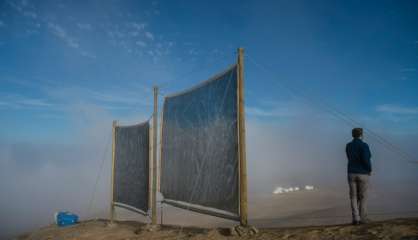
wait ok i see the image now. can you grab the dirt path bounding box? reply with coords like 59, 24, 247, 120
17, 218, 418, 240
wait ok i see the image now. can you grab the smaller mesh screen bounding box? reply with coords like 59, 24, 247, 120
114, 122, 150, 213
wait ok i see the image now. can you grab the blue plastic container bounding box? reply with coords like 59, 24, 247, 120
55, 211, 79, 227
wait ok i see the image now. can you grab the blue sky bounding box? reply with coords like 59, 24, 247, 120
1, 1, 418, 237
0, 0, 417, 143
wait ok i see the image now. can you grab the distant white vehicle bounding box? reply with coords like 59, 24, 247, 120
273, 186, 306, 194
273, 187, 283, 194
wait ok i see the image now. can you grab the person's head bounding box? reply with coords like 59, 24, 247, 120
352, 128, 363, 139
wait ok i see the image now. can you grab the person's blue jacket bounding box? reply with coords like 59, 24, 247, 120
345, 138, 372, 174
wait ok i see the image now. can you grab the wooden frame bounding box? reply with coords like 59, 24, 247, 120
162, 199, 240, 221
237, 48, 248, 226
151, 86, 158, 225
110, 120, 117, 223
159, 48, 248, 225
110, 120, 152, 222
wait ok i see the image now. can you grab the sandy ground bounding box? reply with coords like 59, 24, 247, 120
17, 218, 418, 240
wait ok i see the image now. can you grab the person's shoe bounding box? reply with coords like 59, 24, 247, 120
352, 220, 360, 225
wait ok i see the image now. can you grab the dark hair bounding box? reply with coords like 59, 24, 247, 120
352, 128, 363, 138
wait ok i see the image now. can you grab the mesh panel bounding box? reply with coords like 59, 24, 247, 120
161, 65, 239, 215
114, 122, 149, 213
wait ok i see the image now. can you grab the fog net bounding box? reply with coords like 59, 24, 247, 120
160, 65, 239, 219
114, 121, 150, 215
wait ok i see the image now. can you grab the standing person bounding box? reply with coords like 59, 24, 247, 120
345, 128, 372, 225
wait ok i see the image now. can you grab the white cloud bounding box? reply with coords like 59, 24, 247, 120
77, 23, 92, 30
114, 30, 125, 38
7, 1, 24, 13
17, 98, 53, 107
400, 68, 416, 73
21, 0, 29, 6
0, 94, 54, 109
145, 31, 154, 40
7, 0, 37, 20
23, 11, 37, 19
48, 23, 68, 38
155, 49, 162, 56
67, 41, 79, 49
188, 49, 198, 55
136, 40, 147, 47
25, 29, 38, 35
247, 107, 278, 117
130, 31, 140, 37
81, 51, 96, 59
246, 103, 305, 118
132, 22, 146, 31
45, 86, 152, 108
48, 22, 79, 49
377, 104, 418, 115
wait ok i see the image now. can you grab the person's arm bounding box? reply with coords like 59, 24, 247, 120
362, 143, 372, 173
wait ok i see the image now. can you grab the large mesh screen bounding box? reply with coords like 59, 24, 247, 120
161, 65, 239, 215
114, 122, 149, 214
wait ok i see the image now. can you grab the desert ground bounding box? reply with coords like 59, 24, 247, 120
17, 218, 418, 240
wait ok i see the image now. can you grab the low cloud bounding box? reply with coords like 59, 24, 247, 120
1, 98, 418, 238
0, 106, 114, 238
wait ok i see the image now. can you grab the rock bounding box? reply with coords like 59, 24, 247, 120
250, 226, 259, 235
106, 221, 117, 228
228, 227, 238, 236
231, 225, 259, 237
140, 224, 160, 232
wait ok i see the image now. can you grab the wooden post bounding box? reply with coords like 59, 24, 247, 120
158, 100, 165, 193
152, 86, 158, 225
237, 48, 248, 226
110, 120, 117, 223
158, 99, 165, 227
148, 119, 153, 212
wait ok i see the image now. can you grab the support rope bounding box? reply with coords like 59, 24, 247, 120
86, 131, 112, 219
246, 53, 418, 164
